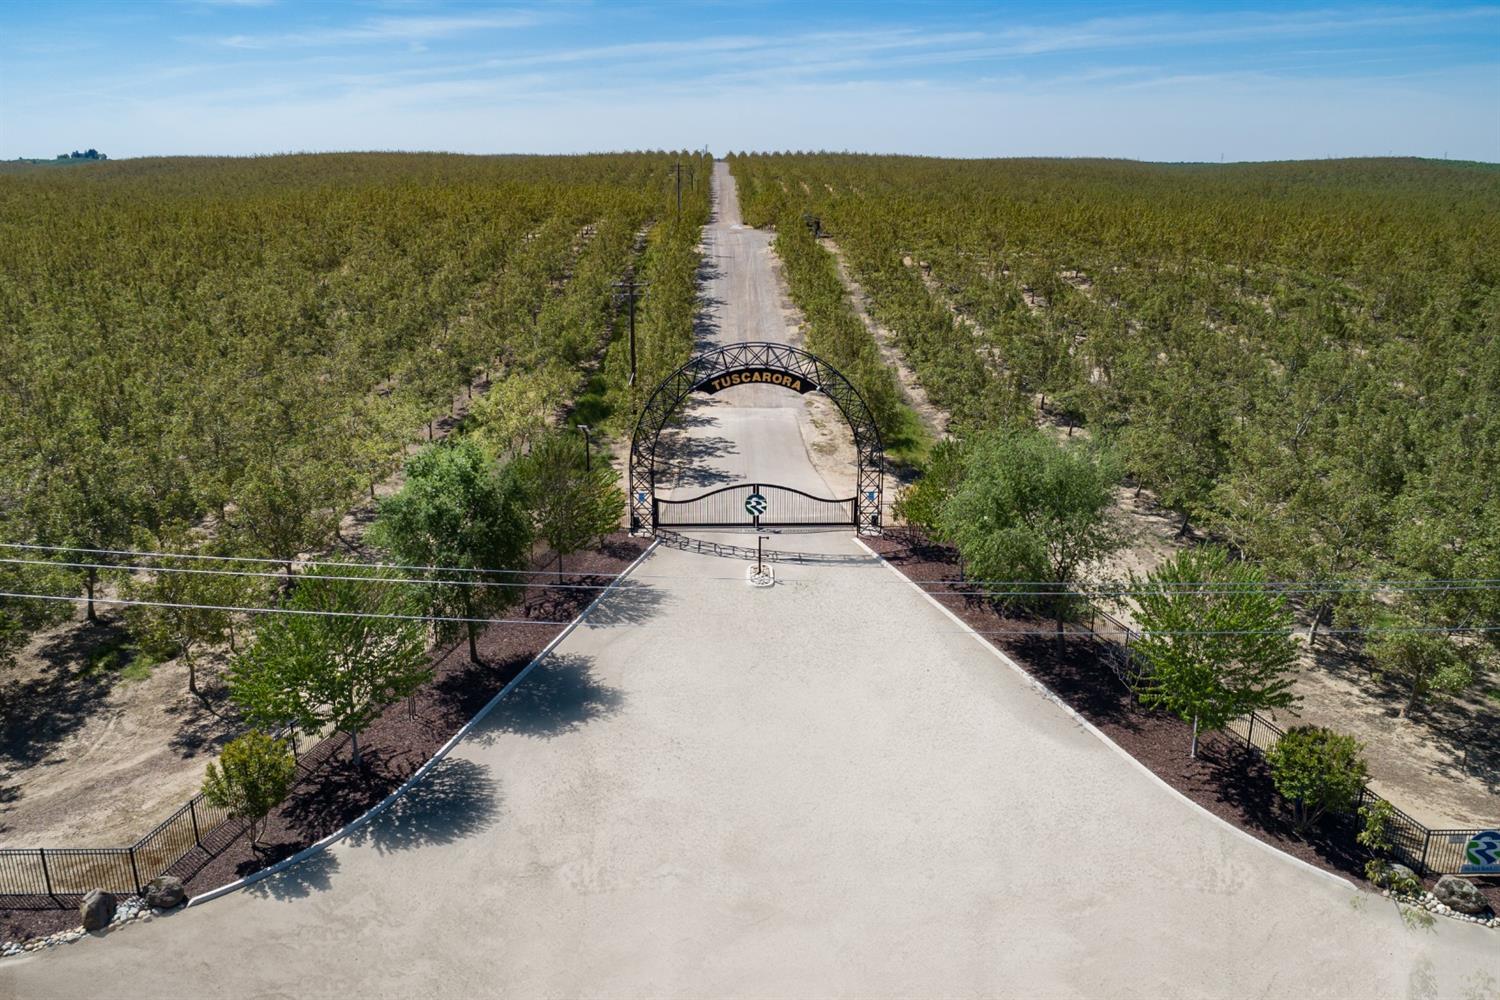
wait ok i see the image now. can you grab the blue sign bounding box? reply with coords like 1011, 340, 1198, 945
1459, 829, 1500, 874
865, 490, 877, 501
636, 491, 648, 503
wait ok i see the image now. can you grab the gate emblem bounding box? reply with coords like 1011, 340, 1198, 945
744, 493, 768, 516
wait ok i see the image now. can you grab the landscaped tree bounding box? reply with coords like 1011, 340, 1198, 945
201, 729, 296, 852
371, 440, 532, 664
1266, 725, 1368, 832
938, 428, 1121, 631
1132, 546, 1301, 757
229, 565, 430, 766
515, 430, 623, 576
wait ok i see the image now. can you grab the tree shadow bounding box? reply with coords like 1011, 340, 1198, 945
0, 619, 127, 768
653, 430, 738, 488
579, 579, 669, 629
242, 847, 342, 901
348, 757, 499, 855
280, 750, 403, 846
476, 654, 623, 741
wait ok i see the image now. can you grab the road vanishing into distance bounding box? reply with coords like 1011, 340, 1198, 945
6, 163, 1497, 1000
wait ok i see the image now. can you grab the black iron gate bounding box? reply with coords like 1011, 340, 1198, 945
655, 483, 856, 529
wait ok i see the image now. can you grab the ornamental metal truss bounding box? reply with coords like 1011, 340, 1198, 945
628, 341, 884, 534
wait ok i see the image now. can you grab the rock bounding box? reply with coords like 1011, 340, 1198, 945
79, 889, 116, 931
1433, 875, 1489, 915
144, 875, 186, 909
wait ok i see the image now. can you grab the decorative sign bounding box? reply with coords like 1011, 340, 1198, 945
1458, 829, 1500, 874
694, 367, 819, 395
636, 491, 648, 503
865, 489, 877, 501
744, 493, 768, 517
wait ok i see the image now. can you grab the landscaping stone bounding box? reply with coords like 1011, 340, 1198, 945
143, 876, 186, 909
1432, 875, 1489, 915
79, 889, 116, 932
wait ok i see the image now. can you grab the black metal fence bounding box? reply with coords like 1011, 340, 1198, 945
655, 482, 856, 529
1068, 595, 1492, 877
0, 730, 348, 901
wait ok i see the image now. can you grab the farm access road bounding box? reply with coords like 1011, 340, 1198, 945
5, 161, 1497, 999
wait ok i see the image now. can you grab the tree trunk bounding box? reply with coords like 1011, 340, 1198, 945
1307, 600, 1330, 647
84, 567, 99, 623
1190, 715, 1200, 758
468, 619, 480, 665
349, 730, 361, 768
1177, 510, 1191, 538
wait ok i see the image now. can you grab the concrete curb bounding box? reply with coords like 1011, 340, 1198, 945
853, 537, 1353, 891
187, 539, 661, 907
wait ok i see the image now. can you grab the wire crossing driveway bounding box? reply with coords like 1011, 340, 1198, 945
6, 543, 1499, 998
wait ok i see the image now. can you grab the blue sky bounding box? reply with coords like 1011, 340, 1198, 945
1, 1, 1496, 161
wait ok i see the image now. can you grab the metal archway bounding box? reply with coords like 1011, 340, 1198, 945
629, 341, 883, 533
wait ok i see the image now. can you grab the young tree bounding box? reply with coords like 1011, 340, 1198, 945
515, 430, 623, 576
1133, 547, 1301, 757
371, 440, 531, 664
1266, 725, 1368, 832
939, 429, 1120, 632
201, 730, 296, 852
124, 533, 269, 704
1364, 613, 1481, 717
229, 566, 430, 767
893, 438, 965, 538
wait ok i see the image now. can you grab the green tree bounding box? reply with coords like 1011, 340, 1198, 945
1266, 725, 1368, 831
124, 533, 269, 704
1364, 614, 1481, 717
893, 438, 965, 537
371, 440, 531, 664
515, 430, 622, 576
939, 429, 1121, 632
229, 565, 429, 766
1133, 547, 1301, 757
201, 730, 296, 851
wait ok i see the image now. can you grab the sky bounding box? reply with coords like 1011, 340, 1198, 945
1, 1, 1497, 162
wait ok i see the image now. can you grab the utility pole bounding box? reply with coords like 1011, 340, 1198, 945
671, 159, 683, 220
612, 276, 649, 385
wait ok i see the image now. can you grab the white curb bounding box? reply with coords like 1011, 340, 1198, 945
853, 537, 1352, 890
188, 539, 661, 906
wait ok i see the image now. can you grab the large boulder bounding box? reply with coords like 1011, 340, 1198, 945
79, 889, 116, 931
143, 875, 186, 909
1371, 862, 1418, 890
1433, 875, 1489, 915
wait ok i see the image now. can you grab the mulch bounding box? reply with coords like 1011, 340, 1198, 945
1, 535, 647, 944
867, 530, 1500, 916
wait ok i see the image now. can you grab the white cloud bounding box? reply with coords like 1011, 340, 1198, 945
214, 8, 542, 49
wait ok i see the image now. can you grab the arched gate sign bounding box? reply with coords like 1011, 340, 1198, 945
629, 342, 883, 533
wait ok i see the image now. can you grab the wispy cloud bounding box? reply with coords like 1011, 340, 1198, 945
213, 8, 542, 49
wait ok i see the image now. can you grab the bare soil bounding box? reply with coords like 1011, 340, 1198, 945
1, 535, 647, 942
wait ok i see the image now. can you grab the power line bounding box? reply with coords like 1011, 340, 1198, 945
0, 591, 576, 627
0, 542, 620, 580
0, 557, 612, 592
2, 590, 1498, 639
14, 552, 1500, 600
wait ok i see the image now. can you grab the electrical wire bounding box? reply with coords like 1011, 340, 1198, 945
3, 590, 1497, 639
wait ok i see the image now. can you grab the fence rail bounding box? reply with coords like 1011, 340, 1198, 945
1, 730, 348, 900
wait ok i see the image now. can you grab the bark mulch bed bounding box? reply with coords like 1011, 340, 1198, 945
1, 535, 647, 945
868, 530, 1500, 917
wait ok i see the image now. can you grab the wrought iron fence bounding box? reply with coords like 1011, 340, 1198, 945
1, 730, 348, 900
